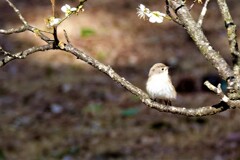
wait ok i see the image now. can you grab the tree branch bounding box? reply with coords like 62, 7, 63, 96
5, 0, 27, 26
0, 25, 27, 34
165, 0, 182, 25
0, 45, 21, 58
204, 81, 229, 102
189, 0, 198, 10
197, 0, 210, 28
0, 44, 53, 67
1, 0, 240, 117
63, 44, 240, 116
217, 0, 240, 63
28, 26, 52, 42
63, 30, 70, 44
168, 0, 233, 81
216, 0, 240, 96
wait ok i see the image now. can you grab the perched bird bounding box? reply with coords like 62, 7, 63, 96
146, 63, 177, 105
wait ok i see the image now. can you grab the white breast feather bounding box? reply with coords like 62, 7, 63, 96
146, 73, 176, 100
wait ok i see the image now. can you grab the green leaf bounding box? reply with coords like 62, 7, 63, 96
80, 28, 96, 37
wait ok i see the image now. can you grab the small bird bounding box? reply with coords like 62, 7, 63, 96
146, 63, 177, 105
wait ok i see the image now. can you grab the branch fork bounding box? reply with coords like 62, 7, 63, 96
1, 0, 240, 117
204, 81, 229, 103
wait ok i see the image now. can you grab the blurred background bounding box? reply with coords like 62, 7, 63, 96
1, 0, 240, 159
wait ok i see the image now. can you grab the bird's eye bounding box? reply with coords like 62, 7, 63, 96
161, 68, 164, 71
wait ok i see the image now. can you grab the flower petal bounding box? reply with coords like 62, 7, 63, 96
61, 4, 70, 13
139, 4, 145, 10
71, 7, 77, 12
50, 18, 61, 26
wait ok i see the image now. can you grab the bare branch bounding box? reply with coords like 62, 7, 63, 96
63, 44, 240, 117
28, 26, 52, 42
0, 25, 27, 34
0, 44, 53, 67
1, 0, 239, 117
0, 46, 22, 59
216, 0, 240, 95
1, 37, 239, 116
204, 81, 229, 102
5, 0, 27, 26
1, 0, 52, 43
63, 30, 70, 44
50, 0, 55, 17
197, 0, 210, 28
217, 0, 240, 60
0, 46, 9, 55
79, 0, 88, 7
168, 0, 233, 80
165, 0, 182, 25
0, 25, 52, 43
189, 0, 197, 10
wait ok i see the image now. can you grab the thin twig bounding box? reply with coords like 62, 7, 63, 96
0, 44, 53, 67
0, 25, 27, 34
79, 0, 88, 7
5, 0, 28, 26
0, 46, 21, 59
63, 30, 70, 44
189, 0, 197, 10
50, 0, 55, 17
1, 1, 52, 43
56, 0, 88, 26
28, 26, 52, 42
197, 0, 210, 28
204, 81, 229, 102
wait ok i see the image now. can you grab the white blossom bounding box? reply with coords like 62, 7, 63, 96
137, 4, 150, 19
61, 4, 77, 16
137, 4, 166, 24
148, 11, 166, 23
48, 17, 61, 27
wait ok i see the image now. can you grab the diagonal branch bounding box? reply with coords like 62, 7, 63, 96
63, 30, 71, 44
1, 0, 240, 117
79, 0, 88, 6
63, 44, 240, 117
189, 0, 198, 10
168, 0, 233, 81
0, 45, 22, 59
1, 0, 52, 43
204, 81, 229, 102
216, 0, 240, 96
197, 0, 210, 28
216, 0, 240, 63
5, 0, 27, 26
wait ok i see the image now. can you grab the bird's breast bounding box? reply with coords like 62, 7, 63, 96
146, 74, 176, 100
